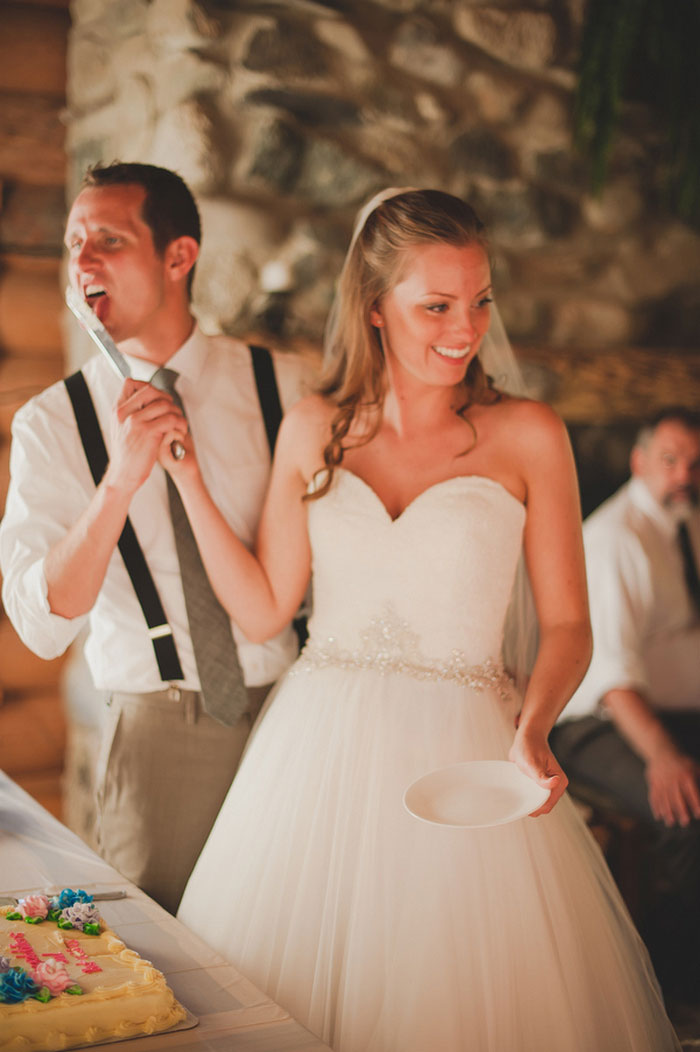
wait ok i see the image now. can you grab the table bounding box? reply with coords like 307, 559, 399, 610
0, 769, 331, 1051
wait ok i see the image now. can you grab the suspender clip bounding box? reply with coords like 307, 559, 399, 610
148, 623, 173, 640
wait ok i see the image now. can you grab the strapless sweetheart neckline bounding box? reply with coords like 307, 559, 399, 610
332, 467, 524, 524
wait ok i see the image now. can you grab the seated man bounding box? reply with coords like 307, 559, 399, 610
551, 406, 700, 1008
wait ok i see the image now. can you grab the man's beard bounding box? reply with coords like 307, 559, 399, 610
662, 485, 699, 517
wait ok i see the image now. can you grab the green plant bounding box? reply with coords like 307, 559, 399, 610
575, 0, 700, 225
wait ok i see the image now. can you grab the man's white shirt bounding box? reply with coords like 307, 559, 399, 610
561, 476, 700, 721
0, 326, 309, 692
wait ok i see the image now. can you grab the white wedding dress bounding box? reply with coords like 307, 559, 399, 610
178, 469, 679, 1052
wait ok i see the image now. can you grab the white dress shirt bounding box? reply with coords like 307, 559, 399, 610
560, 477, 700, 721
0, 326, 309, 692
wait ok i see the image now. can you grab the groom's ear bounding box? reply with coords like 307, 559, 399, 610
164, 236, 199, 283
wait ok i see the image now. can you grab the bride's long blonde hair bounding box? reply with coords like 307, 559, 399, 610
312, 188, 500, 500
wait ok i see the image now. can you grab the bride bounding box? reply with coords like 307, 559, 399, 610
162, 189, 679, 1050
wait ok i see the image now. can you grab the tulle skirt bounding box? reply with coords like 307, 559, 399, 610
178, 663, 679, 1052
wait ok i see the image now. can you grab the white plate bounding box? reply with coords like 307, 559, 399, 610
403, 760, 550, 829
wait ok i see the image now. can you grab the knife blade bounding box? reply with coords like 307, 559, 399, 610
0, 890, 128, 907
65, 286, 185, 460
65, 284, 130, 378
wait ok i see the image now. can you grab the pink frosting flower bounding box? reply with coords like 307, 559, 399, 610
18, 895, 50, 920
32, 960, 74, 996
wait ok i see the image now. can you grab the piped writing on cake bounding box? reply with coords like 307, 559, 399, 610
0, 890, 98, 1004
64, 938, 102, 975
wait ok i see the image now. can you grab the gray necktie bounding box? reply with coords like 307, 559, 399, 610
678, 520, 700, 619
151, 366, 249, 725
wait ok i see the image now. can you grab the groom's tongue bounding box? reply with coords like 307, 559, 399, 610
86, 287, 108, 322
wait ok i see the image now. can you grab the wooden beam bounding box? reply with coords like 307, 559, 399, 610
0, 91, 66, 187
9, 0, 70, 7
0, 4, 69, 96
0, 182, 66, 256
252, 335, 700, 425
0, 255, 63, 356
0, 617, 67, 691
514, 344, 700, 423
0, 355, 64, 444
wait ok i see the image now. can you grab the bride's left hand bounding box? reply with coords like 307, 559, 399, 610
508, 726, 568, 816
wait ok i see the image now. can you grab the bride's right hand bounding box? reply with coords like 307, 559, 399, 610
509, 727, 568, 816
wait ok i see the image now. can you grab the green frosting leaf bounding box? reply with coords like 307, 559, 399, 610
66, 985, 83, 996
33, 987, 52, 1003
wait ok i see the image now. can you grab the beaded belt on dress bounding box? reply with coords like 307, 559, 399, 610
291, 604, 514, 700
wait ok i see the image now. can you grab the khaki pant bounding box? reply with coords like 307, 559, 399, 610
94, 684, 271, 915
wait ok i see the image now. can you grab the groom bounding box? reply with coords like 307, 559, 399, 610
0, 162, 310, 913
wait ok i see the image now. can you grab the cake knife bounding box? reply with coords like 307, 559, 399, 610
0, 890, 128, 906
65, 285, 185, 460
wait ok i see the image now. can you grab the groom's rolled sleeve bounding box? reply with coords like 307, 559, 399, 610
0, 391, 91, 659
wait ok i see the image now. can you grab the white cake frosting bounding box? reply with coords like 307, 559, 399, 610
0, 890, 186, 1052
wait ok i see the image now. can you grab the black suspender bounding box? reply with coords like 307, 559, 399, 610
250, 343, 307, 649
250, 344, 308, 650
64, 371, 185, 682
64, 345, 285, 681
249, 344, 283, 457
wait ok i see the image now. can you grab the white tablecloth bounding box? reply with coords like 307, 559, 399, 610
0, 769, 331, 1051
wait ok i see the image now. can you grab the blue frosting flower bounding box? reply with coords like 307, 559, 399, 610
0, 967, 38, 1004
52, 888, 93, 911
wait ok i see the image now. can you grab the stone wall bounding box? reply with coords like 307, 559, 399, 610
64, 0, 700, 511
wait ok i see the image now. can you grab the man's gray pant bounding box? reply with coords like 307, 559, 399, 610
551, 711, 700, 1004
94, 684, 271, 915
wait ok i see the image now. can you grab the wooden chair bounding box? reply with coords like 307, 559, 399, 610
567, 779, 652, 923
